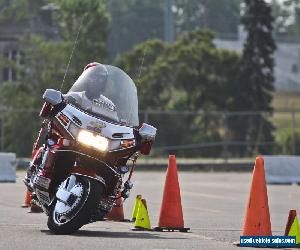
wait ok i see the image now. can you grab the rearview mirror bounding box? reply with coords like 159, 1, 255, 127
43, 89, 63, 106
139, 123, 157, 141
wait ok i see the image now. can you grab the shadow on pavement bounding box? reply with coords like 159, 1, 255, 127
41, 229, 187, 239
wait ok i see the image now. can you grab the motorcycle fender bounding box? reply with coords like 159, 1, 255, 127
69, 168, 106, 187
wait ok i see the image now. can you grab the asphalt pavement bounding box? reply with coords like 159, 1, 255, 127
0, 170, 299, 250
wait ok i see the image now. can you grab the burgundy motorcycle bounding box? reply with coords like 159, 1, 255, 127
24, 63, 156, 234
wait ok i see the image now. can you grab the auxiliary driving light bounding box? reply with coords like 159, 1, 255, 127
77, 130, 109, 152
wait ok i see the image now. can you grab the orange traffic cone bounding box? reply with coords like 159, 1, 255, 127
242, 156, 272, 236
105, 192, 129, 222
154, 155, 189, 232
22, 150, 36, 208
21, 190, 32, 208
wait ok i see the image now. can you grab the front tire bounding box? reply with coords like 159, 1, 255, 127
47, 175, 104, 234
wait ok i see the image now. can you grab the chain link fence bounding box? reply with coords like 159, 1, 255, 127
0, 109, 299, 158
141, 110, 299, 158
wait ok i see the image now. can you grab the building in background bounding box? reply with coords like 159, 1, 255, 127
0, 2, 299, 92
0, 3, 58, 84
214, 25, 300, 92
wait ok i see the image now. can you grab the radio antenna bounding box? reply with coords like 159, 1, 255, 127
136, 47, 147, 86
60, 14, 86, 92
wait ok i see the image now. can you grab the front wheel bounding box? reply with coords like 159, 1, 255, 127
47, 175, 104, 234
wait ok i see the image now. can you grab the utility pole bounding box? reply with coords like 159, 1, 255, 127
0, 118, 3, 152
164, 0, 174, 43
291, 110, 296, 155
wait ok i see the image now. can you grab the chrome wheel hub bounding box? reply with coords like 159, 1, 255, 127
52, 176, 89, 225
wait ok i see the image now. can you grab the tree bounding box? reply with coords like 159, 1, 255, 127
230, 0, 276, 155
116, 39, 169, 110
0, 0, 109, 156
0, 36, 68, 155
52, 0, 109, 91
116, 29, 241, 156
106, 0, 241, 58
106, 0, 164, 58
0, 0, 46, 22
240, 0, 275, 111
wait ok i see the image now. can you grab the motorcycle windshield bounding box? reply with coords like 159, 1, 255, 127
67, 64, 139, 126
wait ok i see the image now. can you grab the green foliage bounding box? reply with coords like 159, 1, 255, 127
106, 0, 240, 57
117, 29, 240, 111
106, 0, 164, 58
0, 0, 109, 156
240, 0, 276, 107
52, 0, 109, 91
116, 29, 241, 156
0, 0, 277, 158
117, 39, 171, 110
228, 0, 276, 156
0, 0, 46, 22
0, 36, 69, 155
276, 128, 300, 155
116, 11, 276, 157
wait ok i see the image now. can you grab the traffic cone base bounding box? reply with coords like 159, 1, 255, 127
153, 226, 190, 232
131, 226, 153, 231
132, 199, 152, 231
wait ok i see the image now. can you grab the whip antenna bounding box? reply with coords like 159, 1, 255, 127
60, 14, 86, 92
136, 47, 147, 85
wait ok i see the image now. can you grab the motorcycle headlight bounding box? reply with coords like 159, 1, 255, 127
77, 130, 109, 152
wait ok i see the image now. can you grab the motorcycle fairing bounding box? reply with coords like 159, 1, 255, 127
56, 104, 135, 141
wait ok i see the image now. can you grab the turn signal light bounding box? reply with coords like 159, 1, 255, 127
121, 139, 135, 148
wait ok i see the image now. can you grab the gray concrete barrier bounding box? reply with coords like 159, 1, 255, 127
0, 152, 16, 182
264, 156, 300, 184
136, 162, 253, 171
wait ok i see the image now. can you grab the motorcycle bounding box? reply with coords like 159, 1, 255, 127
24, 62, 157, 234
